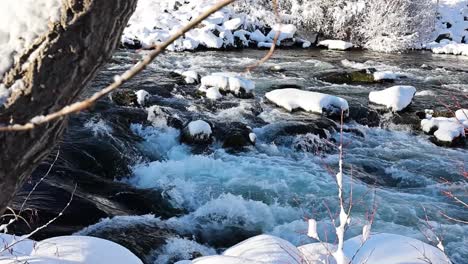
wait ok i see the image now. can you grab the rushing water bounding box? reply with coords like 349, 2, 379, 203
78, 49, 468, 263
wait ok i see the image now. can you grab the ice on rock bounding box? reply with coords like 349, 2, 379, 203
200, 73, 255, 97
135, 90, 149, 106
318, 40, 354, 50
178, 70, 200, 84
369, 85, 416, 111
265, 88, 349, 116
187, 120, 212, 138
344, 233, 451, 264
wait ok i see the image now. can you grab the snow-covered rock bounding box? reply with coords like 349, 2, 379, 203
223, 235, 302, 263
369, 85, 416, 111
185, 233, 451, 264
177, 70, 200, 84
421, 116, 466, 145
182, 120, 213, 144
188, 120, 212, 138
0, 235, 142, 264
205, 87, 223, 100
135, 90, 150, 106
318, 40, 354, 50
199, 73, 255, 98
344, 233, 451, 264
265, 88, 349, 117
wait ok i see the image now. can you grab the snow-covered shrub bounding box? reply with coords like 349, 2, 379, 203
359, 0, 436, 52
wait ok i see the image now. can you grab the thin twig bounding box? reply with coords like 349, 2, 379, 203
245, 0, 281, 72
0, 184, 77, 254
0, 0, 237, 132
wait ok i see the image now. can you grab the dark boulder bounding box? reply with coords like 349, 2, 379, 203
111, 89, 138, 107
212, 122, 255, 150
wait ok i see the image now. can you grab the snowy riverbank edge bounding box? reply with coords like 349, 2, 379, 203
121, 0, 468, 56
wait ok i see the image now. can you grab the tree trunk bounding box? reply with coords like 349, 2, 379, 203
0, 0, 138, 215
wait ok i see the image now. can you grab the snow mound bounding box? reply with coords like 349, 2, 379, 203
344, 233, 450, 264
184, 233, 451, 264
174, 70, 200, 84
199, 73, 255, 98
369, 85, 416, 111
223, 235, 302, 263
421, 116, 467, 143
0, 235, 142, 264
265, 88, 349, 116
0, 0, 63, 80
188, 120, 212, 138
318, 40, 353, 50
426, 41, 468, 56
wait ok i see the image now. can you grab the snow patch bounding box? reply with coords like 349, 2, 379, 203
421, 116, 467, 143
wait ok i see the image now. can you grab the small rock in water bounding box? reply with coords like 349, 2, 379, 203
111, 89, 138, 107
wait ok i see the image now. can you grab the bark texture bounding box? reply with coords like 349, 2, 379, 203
0, 0, 138, 215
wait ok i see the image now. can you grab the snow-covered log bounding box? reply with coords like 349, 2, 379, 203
0, 0, 138, 215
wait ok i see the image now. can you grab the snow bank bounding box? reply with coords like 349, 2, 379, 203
265, 88, 349, 116
369, 86, 416, 111
344, 233, 450, 264
122, 0, 307, 51
421, 116, 467, 143
426, 41, 468, 56
0, 235, 142, 264
0, 0, 63, 80
199, 73, 255, 99
0, 234, 35, 257
318, 40, 353, 50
